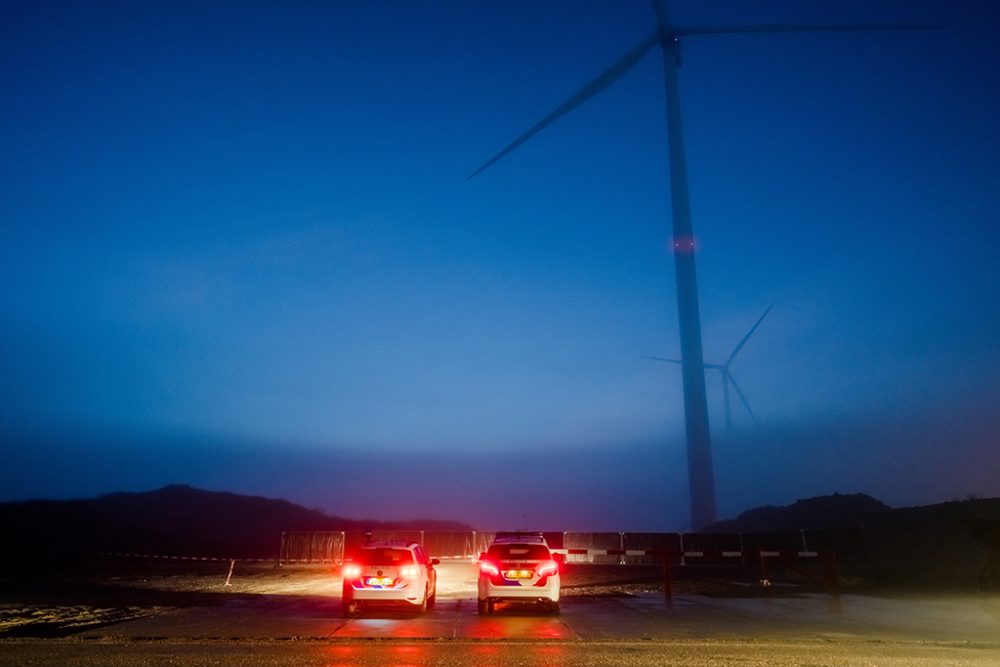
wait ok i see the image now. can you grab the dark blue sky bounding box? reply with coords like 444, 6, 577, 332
2, 1, 998, 530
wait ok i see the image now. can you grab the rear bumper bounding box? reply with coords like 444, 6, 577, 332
347, 583, 423, 604
479, 578, 560, 602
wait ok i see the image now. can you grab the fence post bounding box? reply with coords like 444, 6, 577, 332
224, 559, 236, 587
758, 546, 775, 587
663, 547, 672, 601
821, 550, 840, 594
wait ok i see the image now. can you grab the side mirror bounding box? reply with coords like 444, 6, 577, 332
479, 552, 487, 560
431, 558, 440, 566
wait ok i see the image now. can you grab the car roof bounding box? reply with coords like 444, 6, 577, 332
360, 540, 419, 550
491, 532, 547, 545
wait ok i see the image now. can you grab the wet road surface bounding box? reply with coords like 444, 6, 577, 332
3, 592, 998, 665
3, 562, 1000, 665
59, 590, 1000, 644
3, 638, 1000, 667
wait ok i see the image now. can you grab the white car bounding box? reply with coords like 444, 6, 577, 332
477, 532, 561, 615
341, 541, 438, 616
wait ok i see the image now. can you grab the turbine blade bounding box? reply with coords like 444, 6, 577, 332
468, 32, 659, 179
725, 303, 773, 367
722, 369, 732, 432
642, 355, 724, 369
641, 355, 683, 365
672, 23, 941, 38
727, 371, 758, 425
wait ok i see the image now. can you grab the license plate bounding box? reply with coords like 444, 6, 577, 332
504, 569, 533, 580
366, 577, 394, 587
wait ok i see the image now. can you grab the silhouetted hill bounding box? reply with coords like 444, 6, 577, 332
706, 493, 1000, 589
0, 485, 470, 560
862, 497, 1000, 588
705, 493, 891, 533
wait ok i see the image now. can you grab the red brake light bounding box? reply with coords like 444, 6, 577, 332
536, 560, 558, 578
343, 564, 361, 579
479, 561, 500, 577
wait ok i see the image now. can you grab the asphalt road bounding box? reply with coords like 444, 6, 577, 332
3, 638, 1000, 667
63, 587, 1000, 644
3, 563, 1000, 665
3, 593, 999, 666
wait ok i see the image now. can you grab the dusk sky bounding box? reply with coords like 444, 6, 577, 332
2, 0, 998, 531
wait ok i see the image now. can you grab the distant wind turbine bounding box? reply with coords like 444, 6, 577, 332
468, 0, 933, 529
645, 304, 773, 433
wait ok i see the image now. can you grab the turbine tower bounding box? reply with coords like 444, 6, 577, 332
646, 304, 773, 433
469, 1, 929, 530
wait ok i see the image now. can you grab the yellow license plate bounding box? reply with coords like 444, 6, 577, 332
504, 569, 533, 579
366, 577, 393, 587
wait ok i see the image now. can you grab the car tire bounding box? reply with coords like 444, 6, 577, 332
550, 600, 561, 615
417, 587, 428, 614
341, 598, 357, 617
487, 599, 496, 615
477, 598, 488, 615
427, 587, 436, 608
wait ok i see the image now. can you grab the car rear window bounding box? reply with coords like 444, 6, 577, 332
354, 548, 415, 566
487, 544, 550, 560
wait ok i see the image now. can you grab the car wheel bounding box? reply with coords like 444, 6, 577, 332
427, 586, 436, 608
550, 600, 561, 615
487, 599, 496, 615
477, 598, 488, 615
416, 585, 428, 614
341, 598, 357, 617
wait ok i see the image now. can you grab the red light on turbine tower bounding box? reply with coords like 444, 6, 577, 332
671, 234, 698, 255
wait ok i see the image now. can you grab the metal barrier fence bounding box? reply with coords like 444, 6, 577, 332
278, 528, 865, 566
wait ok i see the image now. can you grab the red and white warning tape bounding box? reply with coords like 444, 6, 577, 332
80, 550, 273, 563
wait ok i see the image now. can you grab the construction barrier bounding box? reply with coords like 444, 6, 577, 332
277, 528, 865, 567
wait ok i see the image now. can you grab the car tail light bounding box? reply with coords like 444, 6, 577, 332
536, 560, 558, 578
400, 565, 418, 578
479, 560, 501, 577
343, 564, 361, 579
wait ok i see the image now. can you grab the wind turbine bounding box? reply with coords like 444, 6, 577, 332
645, 304, 773, 433
468, 0, 931, 530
